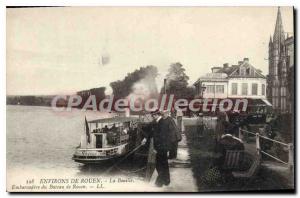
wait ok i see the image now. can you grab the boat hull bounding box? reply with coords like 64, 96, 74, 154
72, 154, 125, 164
72, 143, 131, 164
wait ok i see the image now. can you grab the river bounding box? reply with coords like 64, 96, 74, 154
7, 105, 152, 192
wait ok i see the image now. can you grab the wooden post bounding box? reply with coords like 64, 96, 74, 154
255, 133, 260, 156
238, 127, 243, 140
259, 127, 264, 135
177, 113, 183, 132
288, 143, 294, 170
145, 138, 156, 181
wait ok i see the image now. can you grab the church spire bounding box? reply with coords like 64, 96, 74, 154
269, 35, 273, 46
273, 7, 285, 45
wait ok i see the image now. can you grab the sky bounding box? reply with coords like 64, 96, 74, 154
6, 6, 294, 95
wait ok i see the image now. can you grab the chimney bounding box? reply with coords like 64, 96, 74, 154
211, 66, 222, 73
223, 63, 229, 68
243, 58, 249, 63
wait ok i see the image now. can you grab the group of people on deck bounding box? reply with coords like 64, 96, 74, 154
142, 109, 182, 187
92, 124, 118, 134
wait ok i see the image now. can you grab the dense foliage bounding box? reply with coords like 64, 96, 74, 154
161, 62, 195, 99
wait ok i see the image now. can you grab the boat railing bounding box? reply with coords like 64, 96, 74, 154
77, 147, 119, 151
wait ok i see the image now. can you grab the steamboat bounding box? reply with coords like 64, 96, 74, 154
72, 115, 148, 164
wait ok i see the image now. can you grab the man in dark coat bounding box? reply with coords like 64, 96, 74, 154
151, 110, 172, 187
228, 110, 243, 137
161, 110, 182, 159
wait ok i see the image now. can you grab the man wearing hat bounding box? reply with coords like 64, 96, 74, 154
161, 110, 182, 159
149, 109, 172, 187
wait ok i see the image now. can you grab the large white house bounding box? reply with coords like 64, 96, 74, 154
194, 58, 267, 100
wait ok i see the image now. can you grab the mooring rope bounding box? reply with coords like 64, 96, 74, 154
103, 116, 153, 175
114, 165, 147, 174
103, 143, 145, 174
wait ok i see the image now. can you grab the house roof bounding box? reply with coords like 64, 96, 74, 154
194, 58, 266, 85
215, 65, 239, 76
88, 116, 140, 124
215, 60, 265, 79
194, 73, 228, 85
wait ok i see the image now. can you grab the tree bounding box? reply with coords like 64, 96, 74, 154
161, 62, 195, 99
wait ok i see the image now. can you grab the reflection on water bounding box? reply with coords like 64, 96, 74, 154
6, 105, 147, 178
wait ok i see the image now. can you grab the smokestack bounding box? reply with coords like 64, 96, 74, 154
223, 63, 229, 68
211, 67, 222, 73
164, 78, 167, 94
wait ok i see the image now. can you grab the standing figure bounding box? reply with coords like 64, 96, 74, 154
216, 111, 229, 141
162, 110, 182, 159
229, 110, 242, 137
151, 110, 172, 187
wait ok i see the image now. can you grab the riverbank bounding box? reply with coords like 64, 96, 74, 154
149, 134, 197, 192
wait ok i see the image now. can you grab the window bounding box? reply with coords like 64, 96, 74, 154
206, 85, 215, 94
281, 87, 286, 96
216, 85, 224, 93
231, 83, 238, 95
246, 67, 250, 75
252, 83, 258, 95
242, 83, 248, 95
262, 84, 265, 95
240, 68, 245, 76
